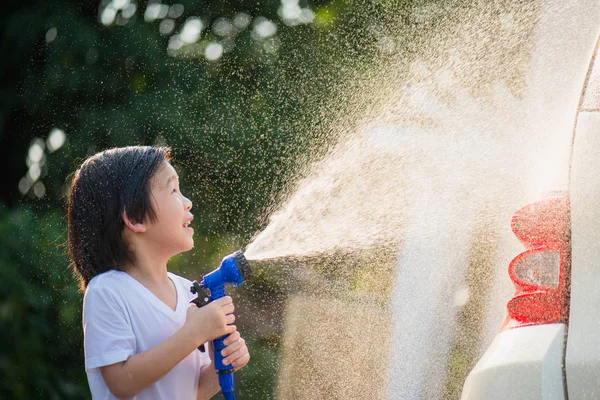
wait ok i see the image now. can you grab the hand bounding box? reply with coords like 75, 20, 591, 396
185, 296, 236, 347
221, 331, 250, 371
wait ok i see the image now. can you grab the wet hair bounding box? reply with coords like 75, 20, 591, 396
67, 146, 171, 290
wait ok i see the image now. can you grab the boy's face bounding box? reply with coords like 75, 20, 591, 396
143, 161, 194, 257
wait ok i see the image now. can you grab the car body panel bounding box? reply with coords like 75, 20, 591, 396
461, 324, 566, 400
565, 112, 600, 399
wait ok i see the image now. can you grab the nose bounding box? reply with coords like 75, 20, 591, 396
184, 196, 192, 211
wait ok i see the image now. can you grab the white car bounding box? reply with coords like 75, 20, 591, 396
462, 31, 600, 400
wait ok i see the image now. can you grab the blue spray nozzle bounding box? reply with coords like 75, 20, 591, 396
189, 250, 253, 400
200, 250, 252, 290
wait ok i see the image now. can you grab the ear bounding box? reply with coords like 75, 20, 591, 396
122, 210, 147, 233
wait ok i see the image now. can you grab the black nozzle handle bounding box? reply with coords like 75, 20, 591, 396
190, 280, 211, 352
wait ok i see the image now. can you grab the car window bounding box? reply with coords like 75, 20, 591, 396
581, 40, 600, 111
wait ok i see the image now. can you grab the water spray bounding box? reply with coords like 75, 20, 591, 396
190, 250, 253, 400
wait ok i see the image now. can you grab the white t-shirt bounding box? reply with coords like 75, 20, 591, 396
83, 270, 210, 399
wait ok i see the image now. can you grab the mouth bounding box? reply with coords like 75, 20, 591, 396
183, 216, 194, 229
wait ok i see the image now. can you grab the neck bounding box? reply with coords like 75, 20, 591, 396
122, 248, 170, 286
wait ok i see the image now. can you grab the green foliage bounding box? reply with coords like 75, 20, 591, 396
2, 0, 396, 238
237, 337, 281, 399
0, 206, 87, 399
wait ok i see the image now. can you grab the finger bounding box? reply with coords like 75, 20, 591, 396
215, 296, 233, 306
223, 346, 249, 367
223, 325, 237, 336
225, 314, 236, 325
222, 303, 235, 314
222, 336, 245, 357
223, 331, 240, 346
232, 353, 250, 370
223, 346, 246, 365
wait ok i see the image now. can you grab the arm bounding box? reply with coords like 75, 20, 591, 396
100, 297, 236, 398
101, 324, 199, 398
196, 360, 220, 400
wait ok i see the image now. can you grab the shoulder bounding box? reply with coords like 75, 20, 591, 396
84, 270, 131, 307
87, 270, 130, 293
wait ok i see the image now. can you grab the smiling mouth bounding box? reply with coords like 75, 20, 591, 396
183, 221, 191, 228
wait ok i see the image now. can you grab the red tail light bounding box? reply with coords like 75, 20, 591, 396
502, 193, 571, 330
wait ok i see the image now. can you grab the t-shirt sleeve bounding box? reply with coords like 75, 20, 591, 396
83, 284, 136, 372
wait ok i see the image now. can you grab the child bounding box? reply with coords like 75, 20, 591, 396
67, 146, 250, 399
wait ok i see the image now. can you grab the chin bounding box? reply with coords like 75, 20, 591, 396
172, 243, 194, 258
